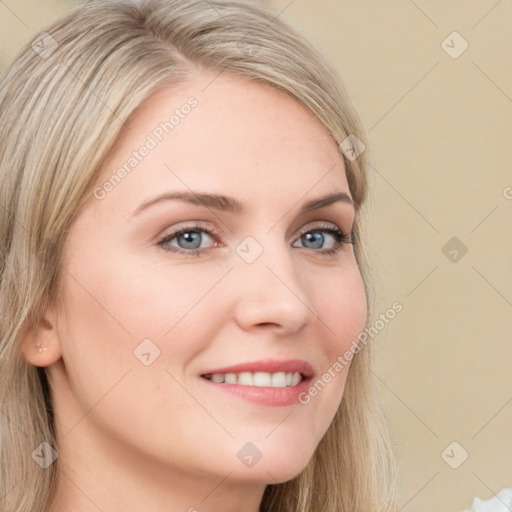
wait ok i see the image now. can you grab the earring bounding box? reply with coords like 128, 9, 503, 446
36, 342, 48, 352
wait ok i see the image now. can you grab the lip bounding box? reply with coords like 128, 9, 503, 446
199, 359, 315, 407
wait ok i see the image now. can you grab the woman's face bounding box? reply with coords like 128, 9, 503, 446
45, 72, 367, 488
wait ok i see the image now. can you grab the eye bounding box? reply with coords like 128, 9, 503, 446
157, 221, 353, 258
157, 221, 220, 257
292, 222, 353, 257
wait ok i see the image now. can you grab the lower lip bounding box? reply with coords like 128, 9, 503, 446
199, 376, 313, 406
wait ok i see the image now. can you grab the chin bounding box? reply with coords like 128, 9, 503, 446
229, 446, 315, 485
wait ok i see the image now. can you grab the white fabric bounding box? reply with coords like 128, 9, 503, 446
460, 487, 512, 512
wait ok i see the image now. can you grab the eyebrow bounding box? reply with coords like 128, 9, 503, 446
130, 190, 355, 217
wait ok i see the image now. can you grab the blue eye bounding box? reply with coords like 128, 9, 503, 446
158, 224, 218, 257
293, 225, 353, 256
169, 230, 209, 250
157, 221, 353, 258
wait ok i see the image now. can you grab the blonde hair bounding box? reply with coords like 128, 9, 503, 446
0, 0, 399, 510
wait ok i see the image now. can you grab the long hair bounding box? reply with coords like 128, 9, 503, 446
0, 1, 399, 510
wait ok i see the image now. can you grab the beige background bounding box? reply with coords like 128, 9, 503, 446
1, 1, 511, 511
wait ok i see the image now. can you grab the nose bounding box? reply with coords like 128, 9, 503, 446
232, 235, 318, 336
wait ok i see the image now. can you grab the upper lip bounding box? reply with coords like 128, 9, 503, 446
200, 359, 314, 379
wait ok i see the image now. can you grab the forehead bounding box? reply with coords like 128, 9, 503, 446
91, 72, 349, 218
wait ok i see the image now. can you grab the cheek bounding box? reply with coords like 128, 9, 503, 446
56, 252, 233, 399
53, 257, 222, 451
286, 259, 367, 431
63, 248, 217, 337
311, 260, 368, 355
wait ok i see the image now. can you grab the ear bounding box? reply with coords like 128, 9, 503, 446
19, 306, 62, 367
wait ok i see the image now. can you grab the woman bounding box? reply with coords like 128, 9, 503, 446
0, 0, 399, 510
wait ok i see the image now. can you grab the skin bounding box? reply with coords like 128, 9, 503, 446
21, 71, 367, 512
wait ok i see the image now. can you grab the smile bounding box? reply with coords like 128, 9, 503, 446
201, 371, 303, 387
199, 359, 314, 406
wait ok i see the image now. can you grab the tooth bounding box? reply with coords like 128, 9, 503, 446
253, 372, 272, 387
271, 372, 287, 387
291, 372, 301, 386
207, 370, 305, 387
224, 373, 237, 384
237, 372, 254, 385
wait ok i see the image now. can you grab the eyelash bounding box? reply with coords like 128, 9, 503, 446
157, 221, 354, 258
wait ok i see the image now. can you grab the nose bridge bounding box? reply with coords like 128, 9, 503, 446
232, 228, 317, 332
